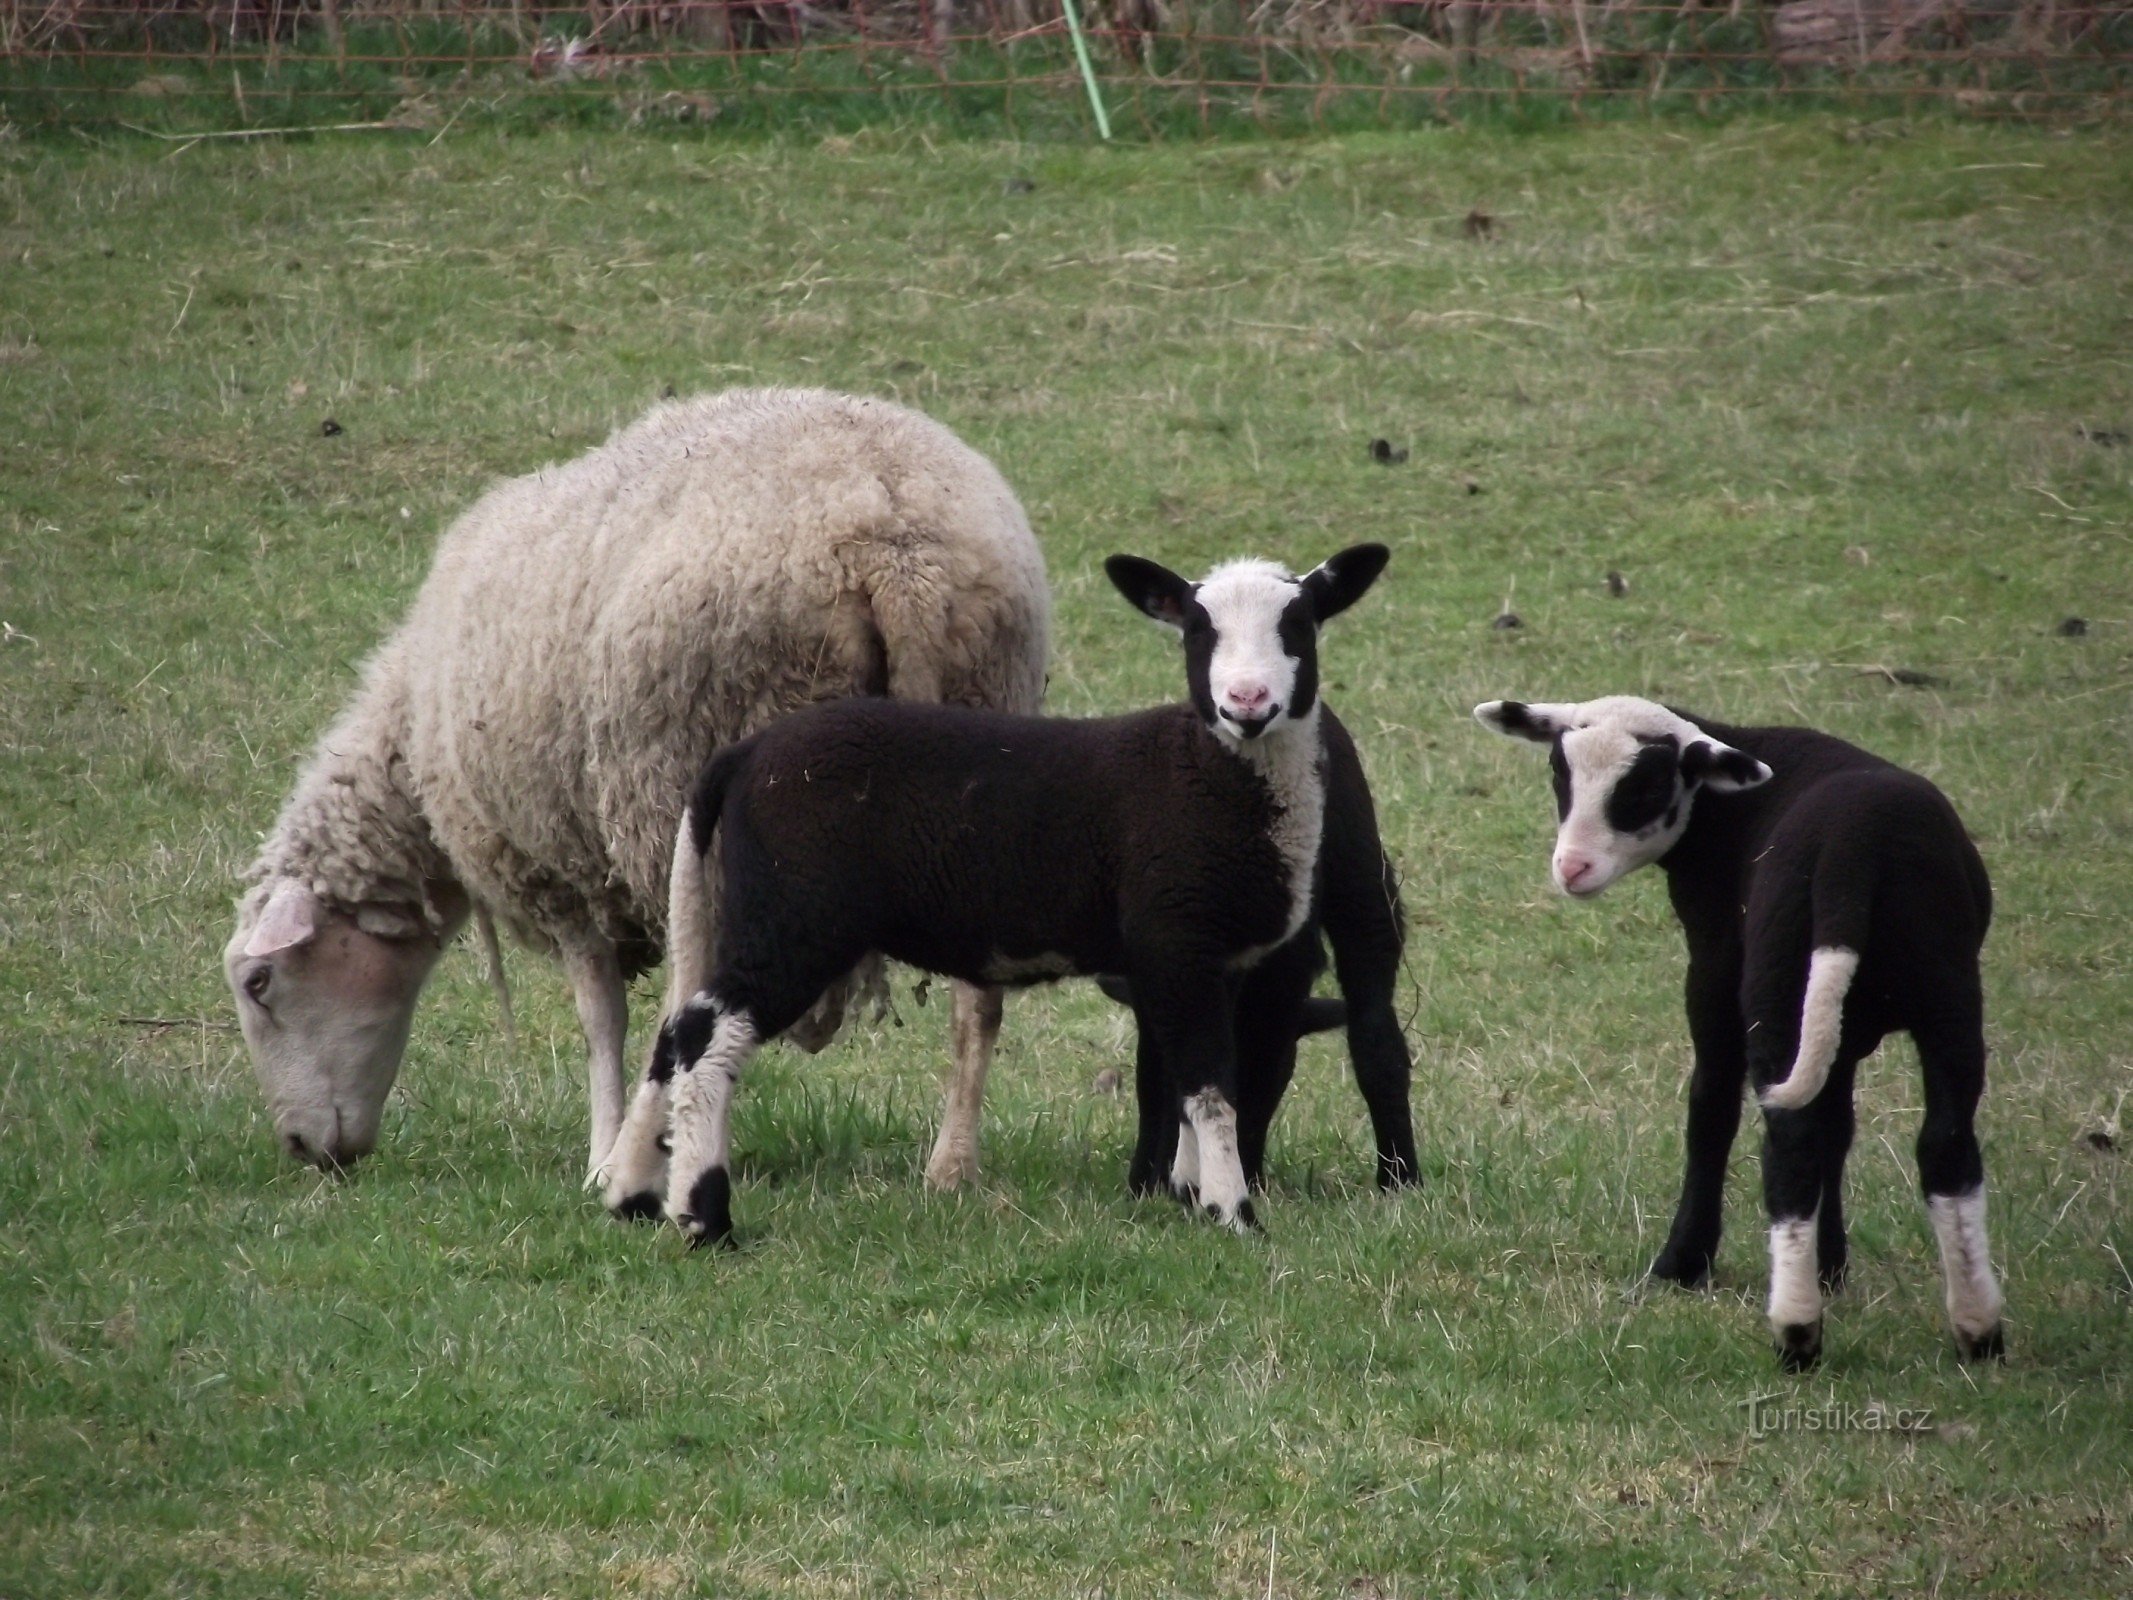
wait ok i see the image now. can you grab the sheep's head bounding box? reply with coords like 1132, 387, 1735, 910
225, 880, 450, 1169
1104, 545, 1389, 746
1474, 694, 1771, 897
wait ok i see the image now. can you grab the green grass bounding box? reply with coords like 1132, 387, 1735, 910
3, 116, 2131, 1597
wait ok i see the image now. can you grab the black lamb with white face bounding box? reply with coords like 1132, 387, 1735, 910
602, 545, 1401, 1248
1477, 694, 2003, 1371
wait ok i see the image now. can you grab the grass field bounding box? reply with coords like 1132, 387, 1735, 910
3, 114, 2131, 1597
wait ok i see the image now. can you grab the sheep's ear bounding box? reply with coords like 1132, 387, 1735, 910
1474, 699, 1575, 744
1301, 543, 1390, 623
1104, 555, 1195, 629
244, 880, 319, 958
1680, 740, 1772, 792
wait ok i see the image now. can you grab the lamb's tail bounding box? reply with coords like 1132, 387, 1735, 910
1758, 842, 1876, 1112
660, 739, 758, 1023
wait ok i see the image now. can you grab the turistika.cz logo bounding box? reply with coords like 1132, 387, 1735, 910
1742, 1395, 1934, 1438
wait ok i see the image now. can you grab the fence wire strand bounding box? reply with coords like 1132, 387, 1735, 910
3, 1, 2127, 130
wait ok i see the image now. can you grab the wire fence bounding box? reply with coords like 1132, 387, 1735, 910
4, 1, 2128, 135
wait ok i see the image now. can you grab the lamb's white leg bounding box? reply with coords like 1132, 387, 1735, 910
1928, 1188, 2006, 1360
602, 1072, 670, 1222
1767, 1212, 1823, 1371
1184, 1089, 1256, 1233
563, 940, 628, 1188
1169, 1111, 1201, 1202
926, 982, 1003, 1191
666, 1003, 760, 1246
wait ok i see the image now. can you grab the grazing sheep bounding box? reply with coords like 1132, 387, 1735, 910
1475, 694, 2003, 1369
225, 389, 1050, 1182
602, 545, 1389, 1244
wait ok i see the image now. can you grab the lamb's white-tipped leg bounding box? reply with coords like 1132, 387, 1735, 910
1184, 1089, 1258, 1234
1169, 1111, 1202, 1203
1928, 1188, 2006, 1361
666, 1008, 759, 1247
564, 942, 629, 1188
926, 982, 1003, 1191
602, 1075, 671, 1222
1768, 1213, 1823, 1371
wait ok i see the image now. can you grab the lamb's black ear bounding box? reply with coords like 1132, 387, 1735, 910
1680, 739, 1772, 793
1301, 543, 1390, 623
1474, 699, 1571, 744
1105, 554, 1195, 629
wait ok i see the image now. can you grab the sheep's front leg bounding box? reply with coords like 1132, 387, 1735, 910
1650, 957, 1748, 1286
925, 982, 1003, 1191
562, 940, 629, 1188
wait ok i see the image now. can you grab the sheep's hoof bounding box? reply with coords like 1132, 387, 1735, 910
1648, 1243, 1716, 1289
608, 1191, 664, 1224
1957, 1323, 2007, 1363
1818, 1254, 1849, 1295
923, 1145, 978, 1192
1774, 1320, 1824, 1373
1169, 1179, 1200, 1208
1376, 1156, 1421, 1192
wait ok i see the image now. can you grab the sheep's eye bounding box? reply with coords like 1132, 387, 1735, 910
242, 966, 272, 1005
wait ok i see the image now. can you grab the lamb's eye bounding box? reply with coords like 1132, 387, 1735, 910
242, 966, 272, 1005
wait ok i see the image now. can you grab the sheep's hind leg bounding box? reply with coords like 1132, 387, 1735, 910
1761, 1098, 1843, 1371
925, 982, 1004, 1191
1914, 1009, 2005, 1361
664, 995, 763, 1247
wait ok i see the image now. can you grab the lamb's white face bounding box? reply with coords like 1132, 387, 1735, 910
1192, 560, 1314, 744
1104, 543, 1389, 748
225, 880, 443, 1169
1474, 694, 1772, 897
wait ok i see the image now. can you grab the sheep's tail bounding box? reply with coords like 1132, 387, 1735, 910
474, 902, 516, 1047
1759, 844, 1875, 1112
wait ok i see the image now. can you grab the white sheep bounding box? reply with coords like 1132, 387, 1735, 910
224, 388, 1051, 1184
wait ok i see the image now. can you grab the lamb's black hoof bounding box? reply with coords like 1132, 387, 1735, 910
1958, 1323, 2007, 1363
1170, 1180, 1200, 1208
679, 1168, 734, 1250
1774, 1320, 1824, 1373
610, 1190, 664, 1224
1818, 1256, 1849, 1295
1648, 1244, 1716, 1289
1127, 1166, 1166, 1199
1376, 1156, 1421, 1192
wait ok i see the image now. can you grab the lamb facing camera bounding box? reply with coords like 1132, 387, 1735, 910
606, 545, 1393, 1246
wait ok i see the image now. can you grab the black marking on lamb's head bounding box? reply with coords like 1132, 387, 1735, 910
1603, 737, 1682, 834
1106, 545, 1387, 745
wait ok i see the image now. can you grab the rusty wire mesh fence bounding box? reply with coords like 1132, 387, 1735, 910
3, 1, 2128, 134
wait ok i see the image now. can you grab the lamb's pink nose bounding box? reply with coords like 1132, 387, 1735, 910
1225, 684, 1271, 713
1556, 853, 1597, 892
